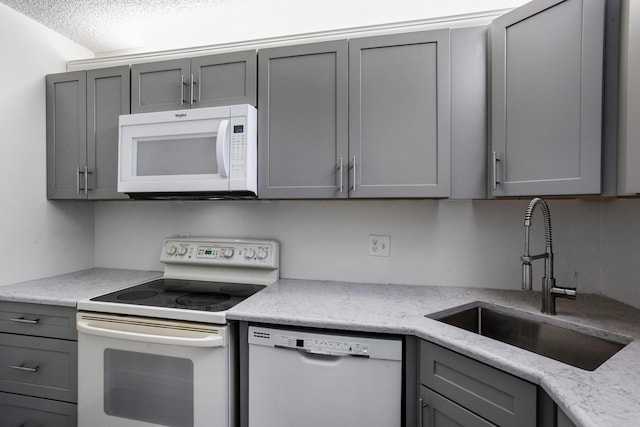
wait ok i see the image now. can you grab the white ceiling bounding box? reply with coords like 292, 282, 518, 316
1, 0, 529, 56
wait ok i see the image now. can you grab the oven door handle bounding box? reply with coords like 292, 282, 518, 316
77, 319, 225, 348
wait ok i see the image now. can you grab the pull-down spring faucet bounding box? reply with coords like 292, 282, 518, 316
520, 198, 576, 315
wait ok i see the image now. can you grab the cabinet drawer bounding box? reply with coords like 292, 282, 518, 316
0, 333, 77, 403
0, 391, 77, 427
0, 301, 76, 340
421, 385, 496, 427
421, 341, 536, 427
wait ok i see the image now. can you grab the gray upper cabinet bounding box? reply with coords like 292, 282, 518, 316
46, 71, 87, 200
258, 41, 349, 199
259, 31, 456, 200
46, 66, 130, 200
87, 67, 130, 199
131, 51, 257, 113
349, 30, 451, 198
489, 0, 608, 197
618, 0, 640, 194
131, 58, 190, 113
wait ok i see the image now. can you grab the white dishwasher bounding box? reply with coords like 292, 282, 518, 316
248, 325, 403, 427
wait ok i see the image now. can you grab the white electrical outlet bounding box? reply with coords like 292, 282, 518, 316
369, 235, 390, 257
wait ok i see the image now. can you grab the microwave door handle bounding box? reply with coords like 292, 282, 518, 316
216, 119, 230, 178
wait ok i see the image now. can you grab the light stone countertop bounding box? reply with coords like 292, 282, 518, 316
1, 270, 638, 426
227, 279, 640, 427
0, 268, 162, 306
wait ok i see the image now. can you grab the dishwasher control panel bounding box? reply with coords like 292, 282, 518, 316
249, 326, 402, 359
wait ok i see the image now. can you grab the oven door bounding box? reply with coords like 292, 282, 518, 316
77, 312, 234, 427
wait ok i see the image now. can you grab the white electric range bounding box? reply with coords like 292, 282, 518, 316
76, 237, 279, 427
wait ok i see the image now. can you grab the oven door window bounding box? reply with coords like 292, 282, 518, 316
104, 349, 194, 427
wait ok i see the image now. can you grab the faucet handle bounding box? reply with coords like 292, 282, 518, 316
551, 286, 577, 300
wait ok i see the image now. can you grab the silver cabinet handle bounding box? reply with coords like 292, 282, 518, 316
492, 151, 501, 190
10, 317, 40, 324
76, 166, 81, 195
419, 397, 429, 427
10, 364, 39, 373
190, 74, 196, 105
180, 74, 185, 106
338, 157, 344, 193
351, 156, 357, 192
84, 165, 89, 196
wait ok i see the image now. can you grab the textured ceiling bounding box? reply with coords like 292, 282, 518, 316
1, 0, 528, 56
1, 0, 231, 54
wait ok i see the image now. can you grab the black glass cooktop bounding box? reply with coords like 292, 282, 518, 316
91, 278, 266, 312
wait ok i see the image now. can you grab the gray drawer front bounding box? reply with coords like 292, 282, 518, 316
421, 386, 496, 427
0, 333, 77, 403
0, 302, 77, 340
0, 391, 77, 427
421, 341, 536, 427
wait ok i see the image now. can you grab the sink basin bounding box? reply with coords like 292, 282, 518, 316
430, 305, 628, 371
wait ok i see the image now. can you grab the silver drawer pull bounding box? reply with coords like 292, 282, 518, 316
10, 364, 39, 373
9, 317, 40, 324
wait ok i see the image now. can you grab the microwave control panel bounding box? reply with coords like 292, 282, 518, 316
229, 116, 247, 179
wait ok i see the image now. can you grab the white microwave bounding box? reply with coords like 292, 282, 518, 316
118, 104, 257, 199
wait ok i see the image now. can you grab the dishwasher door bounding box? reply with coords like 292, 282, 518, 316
248, 326, 403, 427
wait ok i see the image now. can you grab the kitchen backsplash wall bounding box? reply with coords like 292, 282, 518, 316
0, 4, 95, 286
93, 198, 633, 303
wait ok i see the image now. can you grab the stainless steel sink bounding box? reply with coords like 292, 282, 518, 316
430, 305, 628, 371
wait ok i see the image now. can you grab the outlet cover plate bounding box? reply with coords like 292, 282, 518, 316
369, 235, 390, 257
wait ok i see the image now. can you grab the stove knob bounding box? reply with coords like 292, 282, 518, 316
223, 248, 235, 258
178, 246, 188, 256
256, 248, 269, 260
245, 248, 256, 259
167, 245, 177, 256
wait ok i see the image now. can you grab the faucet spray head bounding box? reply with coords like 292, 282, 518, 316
522, 262, 532, 290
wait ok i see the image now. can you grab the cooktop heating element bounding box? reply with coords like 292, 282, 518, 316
92, 278, 266, 312
78, 237, 279, 323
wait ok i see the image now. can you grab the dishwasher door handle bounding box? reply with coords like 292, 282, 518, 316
274, 345, 369, 359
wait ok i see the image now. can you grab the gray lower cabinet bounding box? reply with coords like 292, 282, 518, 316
489, 0, 613, 197
0, 302, 77, 426
421, 386, 496, 427
46, 65, 130, 200
259, 29, 467, 200
420, 340, 537, 427
131, 50, 257, 113
0, 392, 77, 427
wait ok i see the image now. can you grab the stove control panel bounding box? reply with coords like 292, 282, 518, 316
161, 238, 279, 270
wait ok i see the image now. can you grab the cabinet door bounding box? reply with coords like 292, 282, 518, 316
619, 0, 640, 194
557, 408, 577, 427
87, 66, 130, 200
0, 302, 77, 340
131, 58, 190, 113
0, 392, 77, 427
0, 333, 77, 403
258, 41, 349, 199
421, 341, 536, 427
421, 386, 496, 427
46, 71, 87, 200
489, 0, 607, 196
191, 50, 257, 108
349, 30, 451, 198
